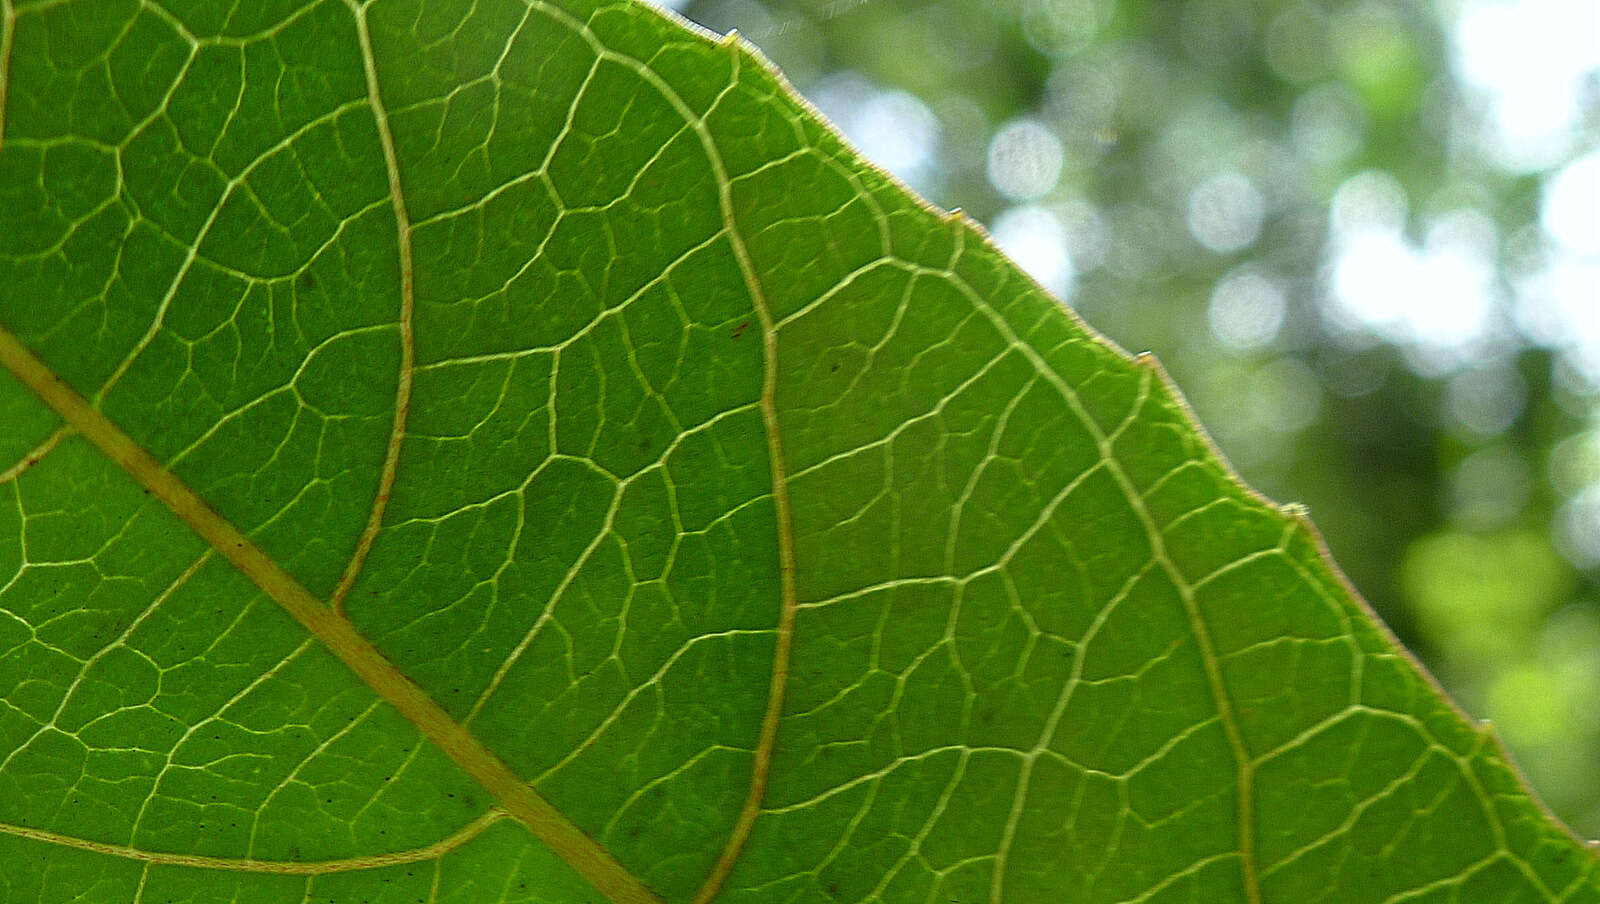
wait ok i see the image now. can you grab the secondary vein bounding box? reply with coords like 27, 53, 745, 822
0, 325, 662, 904
0, 810, 506, 875
522, 6, 803, 899
332, 0, 417, 614
0, 0, 12, 151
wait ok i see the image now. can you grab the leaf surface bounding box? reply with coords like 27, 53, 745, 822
0, 1, 1595, 902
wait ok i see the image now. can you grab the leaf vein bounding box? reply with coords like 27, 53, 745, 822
0, 809, 506, 875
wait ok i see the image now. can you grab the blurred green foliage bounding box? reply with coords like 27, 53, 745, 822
663, 0, 1600, 837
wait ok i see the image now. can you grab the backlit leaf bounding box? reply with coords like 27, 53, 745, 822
0, 1, 1595, 902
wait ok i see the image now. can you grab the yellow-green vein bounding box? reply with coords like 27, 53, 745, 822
0, 325, 663, 904
0, 811, 507, 875
0, 0, 12, 151
685, 35, 800, 904
522, 6, 804, 899
332, 0, 417, 613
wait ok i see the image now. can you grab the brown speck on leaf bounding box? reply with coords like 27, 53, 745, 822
731, 321, 750, 339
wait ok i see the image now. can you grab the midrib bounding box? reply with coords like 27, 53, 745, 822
0, 325, 662, 904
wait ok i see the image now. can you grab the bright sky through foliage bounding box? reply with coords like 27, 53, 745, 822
990, 204, 1075, 298
1454, 0, 1600, 171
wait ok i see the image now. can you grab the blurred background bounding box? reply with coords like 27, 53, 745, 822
649, 0, 1600, 837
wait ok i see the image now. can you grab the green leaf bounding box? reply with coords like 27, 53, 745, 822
0, 0, 1593, 902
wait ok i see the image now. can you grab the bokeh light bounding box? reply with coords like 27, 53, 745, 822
990, 205, 1075, 298
1560, 485, 1600, 570
810, 74, 942, 192
1291, 82, 1368, 165
986, 118, 1066, 201
1446, 365, 1526, 438
1188, 171, 1266, 254
1022, 0, 1109, 58
1451, 444, 1533, 529
1455, 0, 1600, 170
1208, 267, 1287, 351
1324, 173, 1504, 373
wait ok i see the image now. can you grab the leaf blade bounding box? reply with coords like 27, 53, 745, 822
0, 324, 662, 904
0, 0, 1596, 902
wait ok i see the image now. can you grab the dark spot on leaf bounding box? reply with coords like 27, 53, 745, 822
731, 321, 750, 339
